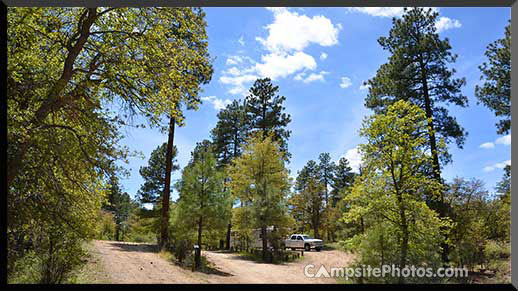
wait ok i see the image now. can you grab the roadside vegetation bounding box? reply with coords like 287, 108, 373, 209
7, 7, 510, 284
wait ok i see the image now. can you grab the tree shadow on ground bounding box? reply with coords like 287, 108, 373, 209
173, 255, 233, 277
109, 242, 159, 253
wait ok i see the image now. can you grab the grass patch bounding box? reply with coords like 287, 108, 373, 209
323, 242, 343, 251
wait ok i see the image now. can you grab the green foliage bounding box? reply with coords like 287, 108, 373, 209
331, 157, 355, 207
211, 99, 250, 167
95, 210, 117, 241
290, 164, 326, 238
124, 207, 160, 243
228, 133, 292, 259
174, 145, 231, 266
475, 21, 511, 134
245, 78, 292, 158
137, 143, 179, 204
343, 100, 450, 283
446, 178, 490, 270
364, 7, 467, 166
8, 7, 213, 283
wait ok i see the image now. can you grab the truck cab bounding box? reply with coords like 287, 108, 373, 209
284, 234, 323, 251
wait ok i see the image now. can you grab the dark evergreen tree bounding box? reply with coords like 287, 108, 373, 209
476, 21, 511, 135
210, 100, 250, 249
137, 143, 179, 205
210, 100, 250, 168
104, 176, 132, 241
330, 157, 355, 207
317, 152, 335, 206
365, 8, 467, 180
363, 8, 467, 263
245, 78, 292, 158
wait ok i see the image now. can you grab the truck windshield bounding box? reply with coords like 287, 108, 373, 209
303, 235, 311, 239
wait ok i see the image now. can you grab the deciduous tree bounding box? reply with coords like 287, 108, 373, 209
343, 101, 449, 283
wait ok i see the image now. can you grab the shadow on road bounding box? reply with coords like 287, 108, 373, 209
109, 242, 159, 253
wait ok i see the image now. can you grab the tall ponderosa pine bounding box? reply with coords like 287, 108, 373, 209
476, 21, 511, 135
365, 7, 467, 180
211, 100, 250, 167
331, 157, 355, 207
210, 100, 250, 249
317, 153, 335, 206
245, 78, 291, 158
158, 7, 214, 250
137, 143, 179, 205
364, 8, 466, 262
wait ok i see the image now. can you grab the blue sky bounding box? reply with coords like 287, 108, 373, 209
117, 7, 511, 201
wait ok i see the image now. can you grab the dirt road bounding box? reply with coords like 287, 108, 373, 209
202, 249, 355, 283
90, 240, 354, 284
91, 240, 203, 283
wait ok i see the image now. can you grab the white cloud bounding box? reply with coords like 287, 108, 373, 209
480, 134, 511, 149
238, 36, 245, 46
341, 146, 363, 173
347, 8, 459, 33
219, 73, 258, 96
300, 71, 329, 83
359, 83, 370, 91
435, 17, 462, 32
255, 51, 317, 80
483, 160, 511, 172
320, 52, 328, 60
220, 8, 341, 95
346, 7, 407, 17
346, 7, 439, 18
340, 77, 352, 88
496, 134, 511, 146
201, 96, 233, 111
257, 8, 341, 53
480, 142, 495, 149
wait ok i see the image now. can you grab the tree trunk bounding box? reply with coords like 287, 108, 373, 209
7, 8, 99, 188
397, 192, 409, 284
195, 216, 203, 269
115, 225, 120, 241
226, 222, 231, 250
261, 225, 267, 261
419, 57, 449, 264
160, 116, 175, 250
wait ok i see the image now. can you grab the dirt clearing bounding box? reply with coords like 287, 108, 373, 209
89, 240, 354, 284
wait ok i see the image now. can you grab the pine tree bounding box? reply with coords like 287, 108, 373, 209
210, 100, 250, 249
317, 153, 335, 206
476, 21, 511, 135
245, 78, 291, 158
175, 143, 230, 269
137, 143, 179, 205
364, 8, 466, 262
211, 100, 250, 167
291, 160, 326, 238
227, 133, 291, 261
331, 157, 355, 207
104, 176, 132, 241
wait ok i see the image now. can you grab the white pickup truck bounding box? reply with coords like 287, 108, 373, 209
284, 234, 323, 251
